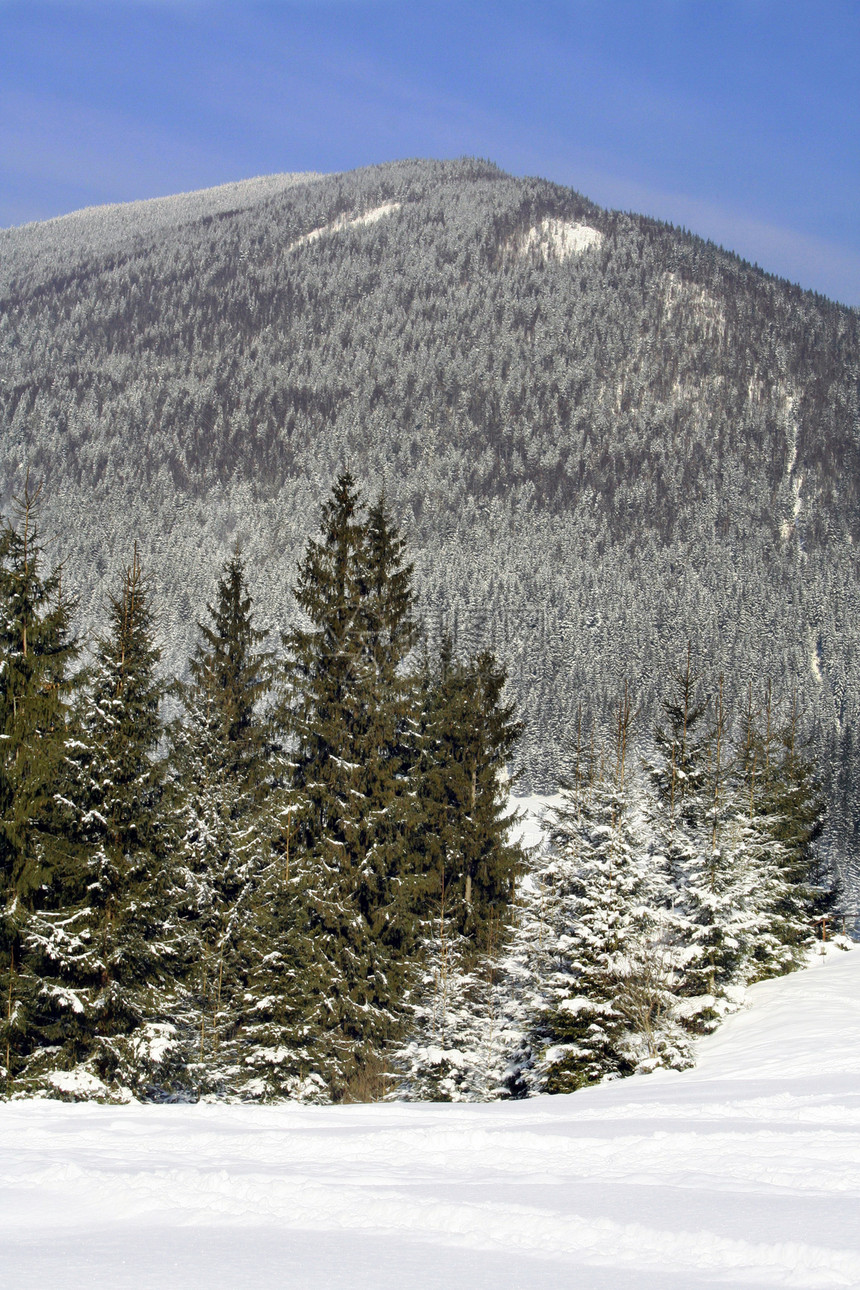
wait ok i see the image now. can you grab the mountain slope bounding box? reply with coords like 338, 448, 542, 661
1, 158, 858, 876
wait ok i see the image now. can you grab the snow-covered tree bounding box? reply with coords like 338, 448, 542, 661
647, 657, 741, 1030
0, 481, 80, 1096
29, 548, 183, 1099
736, 686, 818, 980
532, 689, 691, 1090
392, 870, 508, 1102
170, 552, 277, 1094
277, 474, 419, 1095
413, 637, 523, 948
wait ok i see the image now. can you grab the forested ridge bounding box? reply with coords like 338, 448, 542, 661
0, 155, 858, 895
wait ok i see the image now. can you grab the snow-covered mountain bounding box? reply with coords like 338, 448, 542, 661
1, 941, 856, 1289
1, 158, 859, 876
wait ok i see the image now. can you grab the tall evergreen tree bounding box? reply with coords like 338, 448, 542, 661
771, 700, 829, 923
32, 548, 182, 1098
648, 646, 709, 873
647, 649, 730, 1029
415, 637, 523, 949
0, 483, 78, 902
678, 675, 754, 1006
532, 689, 690, 1093
0, 481, 79, 1094
738, 686, 824, 974
353, 491, 421, 959
277, 473, 419, 1095
172, 551, 277, 1091
392, 890, 505, 1103
283, 471, 367, 850
394, 636, 526, 1102
187, 550, 273, 778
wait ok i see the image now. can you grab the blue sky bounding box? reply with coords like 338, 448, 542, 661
2, 0, 858, 305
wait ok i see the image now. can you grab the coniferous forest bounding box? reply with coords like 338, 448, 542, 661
1, 159, 859, 909
0, 472, 837, 1103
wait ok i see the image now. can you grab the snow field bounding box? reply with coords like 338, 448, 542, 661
516, 217, 604, 260
289, 202, 402, 249
1, 944, 858, 1289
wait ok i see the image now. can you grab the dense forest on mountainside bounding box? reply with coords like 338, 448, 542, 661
1, 477, 832, 1103
1, 158, 858, 897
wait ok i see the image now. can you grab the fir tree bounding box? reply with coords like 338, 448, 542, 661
771, 699, 829, 924
392, 859, 509, 1102
352, 491, 421, 963
535, 689, 690, 1093
282, 471, 368, 856
278, 473, 415, 1094
738, 686, 821, 975
237, 835, 356, 1103
33, 548, 182, 1098
416, 637, 523, 949
648, 650, 723, 1029
678, 675, 754, 1008
0, 483, 78, 902
0, 480, 79, 1095
648, 646, 710, 875
171, 552, 277, 1092
187, 550, 273, 778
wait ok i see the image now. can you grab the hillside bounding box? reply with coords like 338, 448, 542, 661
1, 158, 858, 884
1, 942, 857, 1289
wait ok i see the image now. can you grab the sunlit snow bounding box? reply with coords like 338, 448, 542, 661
663, 272, 726, 332
0, 173, 324, 293
2, 942, 857, 1288
290, 202, 402, 250
516, 217, 603, 260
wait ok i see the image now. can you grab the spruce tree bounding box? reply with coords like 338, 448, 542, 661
395, 637, 526, 1102
172, 552, 277, 1092
648, 649, 718, 1027
771, 700, 829, 924
0, 481, 79, 1095
0, 484, 78, 901
392, 890, 505, 1102
35, 548, 181, 1098
278, 472, 415, 1095
283, 471, 368, 855
535, 690, 690, 1093
681, 676, 754, 1005
416, 637, 523, 949
648, 646, 710, 881
353, 491, 421, 961
738, 686, 823, 974
237, 840, 356, 1102
187, 551, 273, 778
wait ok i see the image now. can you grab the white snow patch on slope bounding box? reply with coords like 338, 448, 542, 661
773, 388, 823, 690
516, 217, 603, 261
1, 940, 857, 1289
290, 202, 402, 250
810, 644, 823, 686
778, 390, 806, 544
663, 273, 726, 335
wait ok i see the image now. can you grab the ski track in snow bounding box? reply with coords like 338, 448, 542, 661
2, 949, 859, 1288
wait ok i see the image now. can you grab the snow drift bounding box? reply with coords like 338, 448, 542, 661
1, 943, 857, 1289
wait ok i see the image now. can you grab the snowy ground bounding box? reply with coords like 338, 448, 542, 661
2, 946, 858, 1289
